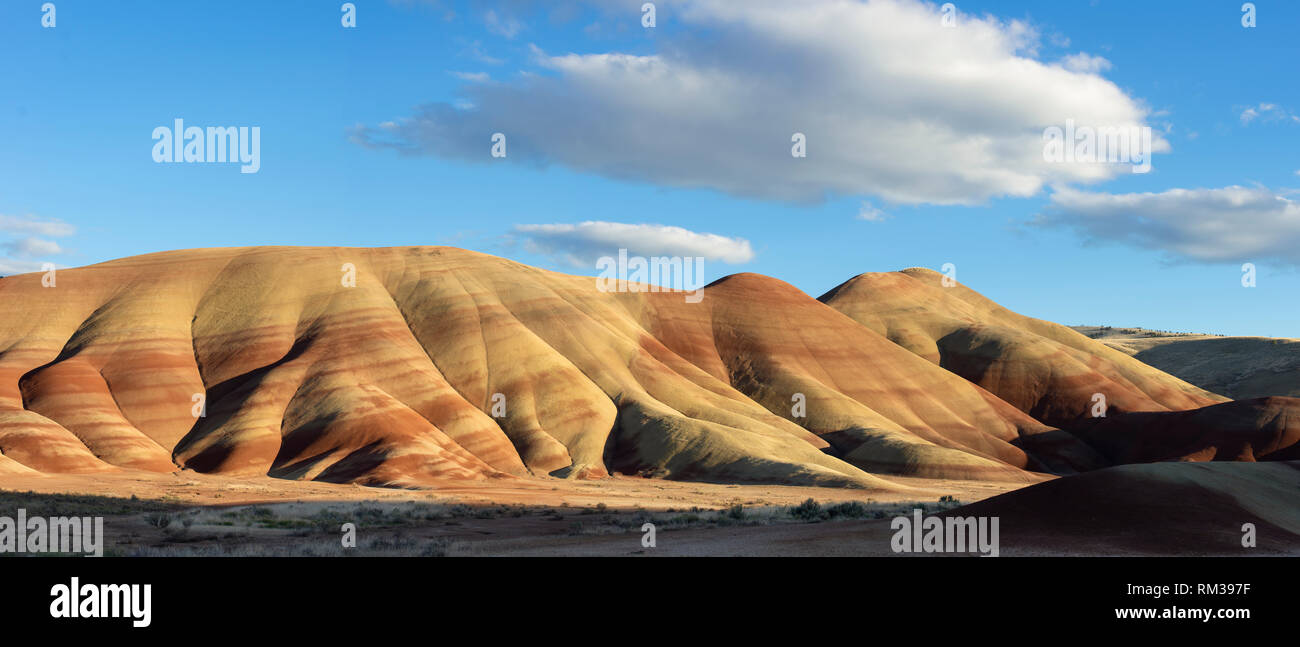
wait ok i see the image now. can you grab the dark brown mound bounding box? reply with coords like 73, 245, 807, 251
952, 461, 1300, 554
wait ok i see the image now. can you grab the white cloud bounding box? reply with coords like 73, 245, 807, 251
460, 40, 504, 65
484, 9, 523, 38
0, 214, 74, 276
1060, 52, 1111, 74
512, 221, 755, 267
0, 259, 47, 275
0, 214, 75, 238
857, 202, 889, 222
451, 71, 491, 83
3, 237, 62, 257
1239, 103, 1299, 125
1038, 185, 1300, 264
354, 0, 1162, 205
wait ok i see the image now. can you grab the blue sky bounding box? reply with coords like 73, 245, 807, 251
2, 0, 1298, 337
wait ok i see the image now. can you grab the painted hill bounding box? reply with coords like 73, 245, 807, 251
0, 248, 1294, 489
820, 269, 1226, 427
1074, 326, 1300, 400
1060, 397, 1300, 463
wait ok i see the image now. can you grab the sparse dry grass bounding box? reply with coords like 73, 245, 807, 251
0, 490, 963, 557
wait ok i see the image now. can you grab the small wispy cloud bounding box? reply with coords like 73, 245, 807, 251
857, 202, 890, 222
1239, 102, 1300, 125
450, 71, 490, 83
512, 221, 755, 267
3, 237, 62, 257
1059, 52, 1112, 74
460, 40, 503, 65
0, 214, 75, 238
0, 214, 75, 275
484, 9, 523, 39
1037, 185, 1300, 265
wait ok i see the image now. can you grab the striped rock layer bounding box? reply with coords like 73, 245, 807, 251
0, 248, 1294, 488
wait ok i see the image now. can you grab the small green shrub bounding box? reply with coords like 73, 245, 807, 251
144, 512, 173, 529
790, 498, 823, 521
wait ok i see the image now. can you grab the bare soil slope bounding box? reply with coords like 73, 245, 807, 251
0, 247, 1086, 488
1074, 326, 1300, 400
821, 270, 1225, 428
2, 248, 1294, 492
